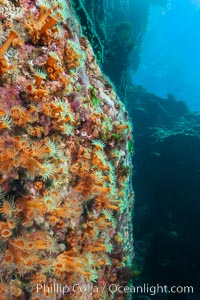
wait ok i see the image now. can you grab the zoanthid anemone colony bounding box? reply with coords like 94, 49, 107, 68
0, 0, 134, 299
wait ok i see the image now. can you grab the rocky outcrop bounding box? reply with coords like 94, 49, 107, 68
0, 1, 133, 299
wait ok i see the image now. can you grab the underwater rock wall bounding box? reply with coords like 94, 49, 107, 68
128, 88, 200, 298
0, 0, 134, 299
72, 0, 167, 98
71, 0, 135, 97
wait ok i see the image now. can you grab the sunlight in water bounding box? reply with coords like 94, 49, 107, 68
191, 0, 200, 8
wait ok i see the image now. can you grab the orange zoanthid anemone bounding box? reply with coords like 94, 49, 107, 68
0, 30, 19, 58
0, 30, 18, 76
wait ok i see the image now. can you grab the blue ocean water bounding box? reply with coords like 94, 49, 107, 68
133, 0, 200, 112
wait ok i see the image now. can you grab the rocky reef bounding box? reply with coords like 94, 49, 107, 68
0, 1, 134, 299
129, 88, 200, 299
72, 0, 168, 98
67, 0, 200, 298
71, 0, 135, 97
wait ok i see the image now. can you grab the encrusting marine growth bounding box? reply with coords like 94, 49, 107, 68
0, 0, 134, 299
